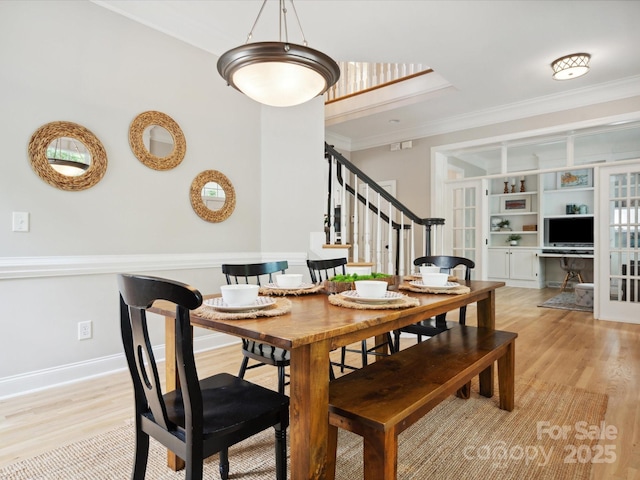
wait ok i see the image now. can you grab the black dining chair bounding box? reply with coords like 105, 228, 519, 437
307, 257, 396, 373
118, 273, 289, 480
221, 261, 290, 394
393, 255, 475, 350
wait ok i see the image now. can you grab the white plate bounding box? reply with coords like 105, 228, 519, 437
204, 296, 276, 312
339, 290, 404, 304
410, 280, 460, 289
264, 282, 315, 291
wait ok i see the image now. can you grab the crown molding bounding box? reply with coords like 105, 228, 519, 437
342, 75, 640, 151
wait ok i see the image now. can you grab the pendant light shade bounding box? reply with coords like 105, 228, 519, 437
551, 53, 591, 80
218, 42, 340, 107
217, 0, 340, 107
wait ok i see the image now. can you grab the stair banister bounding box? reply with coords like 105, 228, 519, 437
325, 143, 445, 274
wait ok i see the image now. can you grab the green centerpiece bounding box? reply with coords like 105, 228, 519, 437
324, 272, 398, 293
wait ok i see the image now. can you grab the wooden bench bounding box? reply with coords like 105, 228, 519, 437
326, 325, 517, 480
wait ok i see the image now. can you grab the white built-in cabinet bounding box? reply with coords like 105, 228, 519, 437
487, 248, 542, 286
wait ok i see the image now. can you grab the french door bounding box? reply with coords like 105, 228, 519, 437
445, 179, 484, 279
597, 163, 640, 323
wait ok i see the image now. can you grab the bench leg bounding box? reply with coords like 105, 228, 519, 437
497, 341, 515, 411
326, 424, 339, 480
363, 428, 397, 480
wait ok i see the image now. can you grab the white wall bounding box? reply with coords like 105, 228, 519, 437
0, 1, 324, 398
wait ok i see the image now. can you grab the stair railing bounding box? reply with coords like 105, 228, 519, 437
324, 143, 444, 276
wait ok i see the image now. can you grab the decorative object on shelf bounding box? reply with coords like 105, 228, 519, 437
129, 111, 186, 171
503, 181, 509, 194
497, 219, 511, 231
217, 0, 340, 107
520, 178, 526, 192
491, 218, 501, 231
28, 121, 107, 191
566, 204, 582, 214
190, 170, 236, 222
579, 204, 588, 215
510, 178, 516, 193
551, 53, 590, 80
506, 234, 522, 246
501, 196, 530, 213
557, 169, 592, 189
523, 224, 537, 231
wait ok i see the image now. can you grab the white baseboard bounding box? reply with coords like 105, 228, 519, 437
0, 333, 239, 400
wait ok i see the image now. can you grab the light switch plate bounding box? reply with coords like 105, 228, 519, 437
12, 212, 29, 232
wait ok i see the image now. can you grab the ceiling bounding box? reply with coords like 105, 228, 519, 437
93, 1, 640, 151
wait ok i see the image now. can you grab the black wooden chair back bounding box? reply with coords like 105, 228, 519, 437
223, 261, 288, 285
414, 255, 475, 281
306, 257, 347, 283
394, 255, 476, 351
118, 273, 289, 480
221, 261, 290, 394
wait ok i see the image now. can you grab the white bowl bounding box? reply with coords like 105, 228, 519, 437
346, 265, 372, 276
421, 272, 449, 287
275, 273, 303, 288
419, 266, 441, 275
354, 280, 388, 299
220, 284, 259, 306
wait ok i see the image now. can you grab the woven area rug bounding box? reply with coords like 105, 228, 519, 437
0, 378, 607, 480
538, 292, 593, 312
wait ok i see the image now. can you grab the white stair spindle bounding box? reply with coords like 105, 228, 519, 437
410, 220, 415, 274
387, 203, 394, 274
364, 184, 371, 263
352, 175, 359, 263
399, 214, 405, 277
340, 170, 346, 245
329, 157, 336, 244
376, 192, 382, 273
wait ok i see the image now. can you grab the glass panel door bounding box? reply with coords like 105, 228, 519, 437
446, 179, 483, 279
598, 164, 640, 323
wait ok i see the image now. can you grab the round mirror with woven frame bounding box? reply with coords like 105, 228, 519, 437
129, 111, 186, 170
190, 170, 236, 222
28, 121, 108, 191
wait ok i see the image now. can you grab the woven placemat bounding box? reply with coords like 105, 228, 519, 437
400, 283, 471, 295
328, 293, 419, 310
259, 284, 324, 296
192, 298, 292, 320
404, 274, 459, 283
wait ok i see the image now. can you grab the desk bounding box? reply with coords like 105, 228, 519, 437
151, 280, 504, 479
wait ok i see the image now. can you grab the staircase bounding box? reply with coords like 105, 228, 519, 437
321, 143, 444, 276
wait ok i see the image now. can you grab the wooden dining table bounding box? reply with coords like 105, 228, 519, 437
150, 279, 504, 479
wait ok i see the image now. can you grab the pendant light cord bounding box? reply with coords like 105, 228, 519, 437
244, 0, 308, 46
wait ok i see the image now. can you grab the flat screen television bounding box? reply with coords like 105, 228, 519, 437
545, 217, 594, 247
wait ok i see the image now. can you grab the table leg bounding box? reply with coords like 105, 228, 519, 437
165, 316, 185, 471
290, 341, 331, 480
477, 290, 496, 397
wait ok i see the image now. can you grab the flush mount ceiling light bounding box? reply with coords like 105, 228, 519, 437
217, 0, 340, 107
551, 53, 591, 80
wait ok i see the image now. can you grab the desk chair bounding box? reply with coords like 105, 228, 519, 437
560, 256, 585, 291
307, 258, 396, 372
393, 255, 475, 350
118, 273, 289, 480
222, 261, 290, 394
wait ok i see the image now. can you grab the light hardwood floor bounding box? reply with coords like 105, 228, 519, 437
1, 287, 638, 479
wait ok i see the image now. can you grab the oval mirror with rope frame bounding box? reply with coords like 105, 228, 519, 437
190, 170, 236, 222
129, 111, 186, 170
28, 121, 107, 191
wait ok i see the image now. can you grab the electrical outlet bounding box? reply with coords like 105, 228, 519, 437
78, 321, 92, 340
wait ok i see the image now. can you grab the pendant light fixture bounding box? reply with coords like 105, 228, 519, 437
217, 0, 340, 107
551, 53, 591, 80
